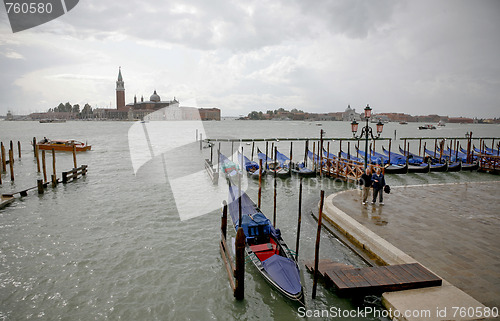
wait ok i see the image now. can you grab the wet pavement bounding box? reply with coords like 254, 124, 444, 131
331, 181, 500, 308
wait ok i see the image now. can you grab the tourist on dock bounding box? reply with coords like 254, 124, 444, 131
359, 167, 372, 205
371, 168, 386, 205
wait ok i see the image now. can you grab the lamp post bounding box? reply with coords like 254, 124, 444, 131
351, 104, 384, 170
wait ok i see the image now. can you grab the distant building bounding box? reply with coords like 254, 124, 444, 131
342, 105, 361, 121
113, 68, 220, 121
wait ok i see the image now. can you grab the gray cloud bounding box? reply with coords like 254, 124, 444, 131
0, 0, 499, 117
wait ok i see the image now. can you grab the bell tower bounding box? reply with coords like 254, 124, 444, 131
116, 67, 125, 110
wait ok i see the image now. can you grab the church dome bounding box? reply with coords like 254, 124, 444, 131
150, 90, 160, 102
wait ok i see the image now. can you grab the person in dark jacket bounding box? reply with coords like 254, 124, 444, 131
359, 167, 372, 205
371, 168, 386, 205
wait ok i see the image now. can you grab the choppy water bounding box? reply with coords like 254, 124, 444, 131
0, 120, 498, 320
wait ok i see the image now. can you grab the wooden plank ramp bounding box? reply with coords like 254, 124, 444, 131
305, 259, 442, 296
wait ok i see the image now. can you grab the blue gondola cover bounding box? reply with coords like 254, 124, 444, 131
262, 255, 302, 295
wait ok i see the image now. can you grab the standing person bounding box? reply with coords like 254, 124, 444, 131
359, 167, 372, 205
371, 168, 386, 205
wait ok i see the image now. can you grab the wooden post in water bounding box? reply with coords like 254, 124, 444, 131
42, 150, 47, 182
1, 143, 6, 172
37, 179, 44, 194
347, 142, 350, 160
434, 138, 437, 158
304, 140, 308, 168
258, 159, 262, 208
18, 141, 21, 159
210, 144, 213, 164
295, 178, 303, 260
312, 190, 325, 299
199, 133, 203, 151
221, 200, 227, 240
72, 144, 77, 168
238, 167, 242, 225
9, 148, 14, 181
439, 140, 443, 163
273, 146, 277, 228
196, 129, 198, 141
35, 145, 40, 173
419, 139, 422, 157
289, 141, 293, 175
403, 138, 407, 155
327, 142, 331, 177
388, 139, 392, 164
51, 148, 57, 187
234, 227, 245, 300
231, 141, 234, 161
251, 141, 255, 161
319, 130, 324, 178
33, 137, 37, 157
312, 141, 316, 172
356, 140, 359, 159
265, 141, 269, 161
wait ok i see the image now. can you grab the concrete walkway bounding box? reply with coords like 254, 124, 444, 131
329, 181, 500, 310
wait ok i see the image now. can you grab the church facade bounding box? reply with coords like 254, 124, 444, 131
101, 68, 220, 121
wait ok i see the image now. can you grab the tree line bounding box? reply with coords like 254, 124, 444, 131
48, 102, 93, 116
247, 108, 305, 120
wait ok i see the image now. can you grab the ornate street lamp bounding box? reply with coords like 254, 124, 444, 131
351, 104, 384, 169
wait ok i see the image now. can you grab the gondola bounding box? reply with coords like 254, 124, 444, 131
408, 162, 431, 173
462, 162, 479, 171
384, 163, 408, 174
219, 153, 241, 179
275, 149, 315, 177
447, 161, 462, 172
429, 162, 448, 172
399, 146, 425, 164
257, 149, 290, 178
238, 151, 266, 179
227, 185, 304, 304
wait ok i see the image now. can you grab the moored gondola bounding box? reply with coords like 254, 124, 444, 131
227, 185, 304, 304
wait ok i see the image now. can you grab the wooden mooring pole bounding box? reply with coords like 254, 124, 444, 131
295, 178, 303, 260
258, 159, 262, 208
1, 143, 6, 172
9, 148, 14, 181
42, 150, 47, 182
32, 137, 37, 156
51, 148, 57, 187
312, 190, 325, 299
18, 141, 21, 159
37, 179, 44, 194
35, 145, 40, 173
72, 144, 77, 168
234, 227, 245, 300
273, 146, 277, 227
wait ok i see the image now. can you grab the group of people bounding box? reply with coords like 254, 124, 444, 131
360, 167, 386, 205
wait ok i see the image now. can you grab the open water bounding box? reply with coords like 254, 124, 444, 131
0, 120, 499, 320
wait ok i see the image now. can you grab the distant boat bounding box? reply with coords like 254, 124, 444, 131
37, 139, 91, 151
399, 121, 408, 125
437, 121, 446, 127
39, 119, 66, 123
419, 124, 436, 130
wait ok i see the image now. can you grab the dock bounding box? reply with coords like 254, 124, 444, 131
305, 260, 441, 296
319, 181, 500, 320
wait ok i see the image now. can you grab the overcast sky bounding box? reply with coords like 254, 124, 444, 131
0, 0, 499, 117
